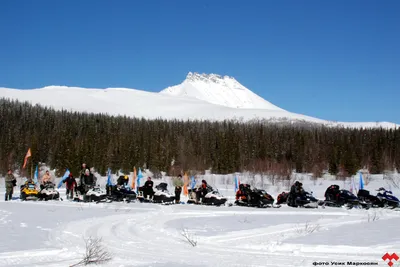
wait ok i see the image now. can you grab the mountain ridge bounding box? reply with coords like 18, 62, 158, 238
0, 73, 397, 129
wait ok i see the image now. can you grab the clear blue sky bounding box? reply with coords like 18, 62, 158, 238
1, 0, 399, 123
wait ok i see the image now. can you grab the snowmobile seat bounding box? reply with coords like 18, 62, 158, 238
155, 182, 169, 191
357, 189, 370, 197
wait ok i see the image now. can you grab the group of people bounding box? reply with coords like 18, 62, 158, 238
116, 174, 210, 204
61, 163, 96, 200
4, 168, 54, 201
4, 163, 213, 203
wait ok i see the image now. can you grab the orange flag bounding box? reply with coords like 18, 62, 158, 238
22, 148, 31, 169
183, 172, 189, 196
132, 167, 137, 189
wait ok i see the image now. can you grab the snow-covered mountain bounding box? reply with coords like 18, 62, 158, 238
160, 72, 285, 110
0, 72, 397, 129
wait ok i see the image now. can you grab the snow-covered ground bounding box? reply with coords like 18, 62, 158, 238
0, 72, 397, 128
0, 172, 399, 266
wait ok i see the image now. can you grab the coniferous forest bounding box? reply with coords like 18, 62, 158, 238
0, 98, 399, 178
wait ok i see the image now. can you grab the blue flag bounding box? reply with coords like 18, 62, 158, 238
190, 176, 196, 189
359, 172, 364, 190
136, 168, 143, 192
234, 175, 239, 192
33, 165, 38, 185
57, 169, 70, 188
106, 168, 113, 186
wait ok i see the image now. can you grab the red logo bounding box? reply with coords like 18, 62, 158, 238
382, 253, 399, 267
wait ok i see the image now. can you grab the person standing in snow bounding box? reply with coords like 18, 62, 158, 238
173, 174, 183, 203
80, 169, 95, 201
79, 163, 87, 184
63, 173, 77, 199
81, 169, 95, 189
5, 169, 16, 201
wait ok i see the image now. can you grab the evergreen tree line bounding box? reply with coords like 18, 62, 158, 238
0, 98, 399, 178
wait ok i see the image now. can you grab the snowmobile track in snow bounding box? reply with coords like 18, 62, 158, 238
0, 201, 399, 266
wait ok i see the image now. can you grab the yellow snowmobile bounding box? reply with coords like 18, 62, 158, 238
20, 182, 39, 201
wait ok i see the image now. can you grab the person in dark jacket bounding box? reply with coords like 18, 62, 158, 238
81, 169, 95, 191
5, 169, 16, 201
143, 177, 154, 199
196, 180, 208, 203
117, 175, 129, 187
63, 173, 77, 199
289, 181, 304, 206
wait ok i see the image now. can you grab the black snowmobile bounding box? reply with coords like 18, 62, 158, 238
357, 189, 383, 208
287, 190, 320, 208
106, 184, 137, 202
323, 185, 364, 209
187, 185, 228, 206
137, 182, 175, 204
234, 184, 279, 208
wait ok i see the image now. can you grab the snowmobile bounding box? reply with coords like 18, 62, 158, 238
187, 185, 228, 206
287, 190, 320, 208
323, 185, 363, 209
74, 184, 110, 203
20, 183, 40, 201
376, 188, 400, 209
357, 189, 383, 208
234, 184, 279, 208
136, 182, 176, 204
38, 182, 60, 201
152, 183, 176, 204
106, 184, 137, 202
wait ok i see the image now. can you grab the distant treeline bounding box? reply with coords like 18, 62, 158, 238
0, 98, 399, 178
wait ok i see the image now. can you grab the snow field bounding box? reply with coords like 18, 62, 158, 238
0, 173, 399, 266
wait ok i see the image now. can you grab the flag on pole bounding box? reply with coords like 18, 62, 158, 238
132, 167, 137, 189
136, 168, 143, 192
190, 176, 196, 189
33, 165, 39, 185
234, 175, 240, 192
22, 148, 31, 169
183, 172, 189, 196
106, 168, 113, 186
57, 169, 70, 188
359, 172, 364, 190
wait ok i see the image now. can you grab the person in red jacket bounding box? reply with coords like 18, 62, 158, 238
63, 173, 77, 200
235, 184, 247, 201
196, 180, 209, 203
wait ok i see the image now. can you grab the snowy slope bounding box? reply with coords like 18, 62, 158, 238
0, 72, 397, 128
160, 72, 285, 110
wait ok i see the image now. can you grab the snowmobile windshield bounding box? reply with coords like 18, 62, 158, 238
28, 184, 35, 189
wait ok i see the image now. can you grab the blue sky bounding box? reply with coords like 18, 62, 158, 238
1, 0, 399, 123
